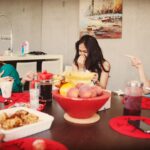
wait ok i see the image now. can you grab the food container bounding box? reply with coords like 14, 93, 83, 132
0, 107, 54, 141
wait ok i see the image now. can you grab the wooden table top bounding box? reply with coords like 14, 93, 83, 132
28, 93, 150, 150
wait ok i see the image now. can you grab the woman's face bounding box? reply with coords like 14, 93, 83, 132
78, 43, 88, 57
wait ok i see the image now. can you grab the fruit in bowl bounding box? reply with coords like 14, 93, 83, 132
52, 88, 111, 121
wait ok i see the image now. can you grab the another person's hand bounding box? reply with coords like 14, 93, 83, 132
130, 56, 142, 69
22, 72, 35, 84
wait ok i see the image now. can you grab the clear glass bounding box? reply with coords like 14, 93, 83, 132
0, 78, 14, 104
29, 80, 40, 109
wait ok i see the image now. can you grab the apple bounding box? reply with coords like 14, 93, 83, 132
79, 84, 92, 98
67, 87, 79, 98
75, 83, 85, 89
90, 86, 97, 97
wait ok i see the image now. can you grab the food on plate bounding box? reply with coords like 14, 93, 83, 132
0, 110, 39, 130
0, 112, 8, 124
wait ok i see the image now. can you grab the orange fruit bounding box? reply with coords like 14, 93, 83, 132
59, 82, 75, 96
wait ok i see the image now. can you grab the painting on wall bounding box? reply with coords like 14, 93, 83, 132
79, 0, 123, 39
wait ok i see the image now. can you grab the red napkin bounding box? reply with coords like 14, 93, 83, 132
0, 92, 45, 111
109, 116, 150, 139
122, 96, 150, 110
0, 92, 29, 103
142, 97, 150, 109
1, 138, 68, 150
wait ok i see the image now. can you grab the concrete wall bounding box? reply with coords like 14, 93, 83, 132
0, 0, 150, 91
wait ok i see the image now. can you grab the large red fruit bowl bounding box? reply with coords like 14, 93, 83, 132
52, 90, 111, 119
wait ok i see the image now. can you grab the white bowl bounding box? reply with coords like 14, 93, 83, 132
0, 107, 54, 141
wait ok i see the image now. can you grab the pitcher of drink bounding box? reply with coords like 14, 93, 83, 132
123, 80, 143, 116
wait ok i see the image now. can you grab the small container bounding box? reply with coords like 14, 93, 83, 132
123, 80, 143, 116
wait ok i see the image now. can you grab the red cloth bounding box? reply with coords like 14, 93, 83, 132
0, 92, 29, 103
0, 92, 45, 111
1, 138, 68, 150
142, 97, 150, 109
122, 96, 150, 110
109, 116, 150, 139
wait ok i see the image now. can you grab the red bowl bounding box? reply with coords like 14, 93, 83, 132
52, 90, 111, 119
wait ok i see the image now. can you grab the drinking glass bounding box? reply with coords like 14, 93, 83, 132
123, 80, 143, 116
0, 78, 14, 104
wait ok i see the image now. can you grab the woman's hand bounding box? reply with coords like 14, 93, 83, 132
77, 55, 86, 70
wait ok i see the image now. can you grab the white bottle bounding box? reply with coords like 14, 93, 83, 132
24, 41, 29, 54
29, 75, 40, 109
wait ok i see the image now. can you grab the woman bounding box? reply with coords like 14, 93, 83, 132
0, 62, 34, 93
129, 56, 150, 94
73, 35, 110, 89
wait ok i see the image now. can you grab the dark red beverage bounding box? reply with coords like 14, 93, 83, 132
123, 95, 142, 116
40, 82, 52, 101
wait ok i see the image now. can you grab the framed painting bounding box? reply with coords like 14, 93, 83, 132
79, 0, 123, 39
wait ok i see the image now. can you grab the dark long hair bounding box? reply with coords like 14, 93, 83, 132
74, 35, 109, 79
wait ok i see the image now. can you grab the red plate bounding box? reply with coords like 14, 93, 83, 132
1, 138, 68, 150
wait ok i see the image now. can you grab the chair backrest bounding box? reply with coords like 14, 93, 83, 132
16, 62, 37, 78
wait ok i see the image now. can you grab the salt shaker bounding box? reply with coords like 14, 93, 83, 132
123, 80, 143, 116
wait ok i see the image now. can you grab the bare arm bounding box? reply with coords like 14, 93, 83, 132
94, 61, 110, 89
130, 57, 150, 94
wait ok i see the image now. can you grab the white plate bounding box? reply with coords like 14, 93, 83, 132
0, 107, 54, 141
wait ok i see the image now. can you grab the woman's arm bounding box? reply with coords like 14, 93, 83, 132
94, 61, 110, 89
130, 57, 150, 94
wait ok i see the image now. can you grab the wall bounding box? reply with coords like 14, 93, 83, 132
42, 0, 150, 91
42, 0, 79, 65
0, 0, 42, 53
0, 0, 150, 91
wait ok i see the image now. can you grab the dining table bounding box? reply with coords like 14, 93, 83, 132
31, 93, 150, 150
1, 92, 150, 150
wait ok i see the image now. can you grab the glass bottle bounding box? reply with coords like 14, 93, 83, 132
29, 75, 40, 109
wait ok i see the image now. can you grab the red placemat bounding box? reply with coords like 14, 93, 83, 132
0, 92, 45, 111
0, 92, 29, 103
109, 116, 150, 139
1, 138, 68, 150
142, 97, 150, 109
